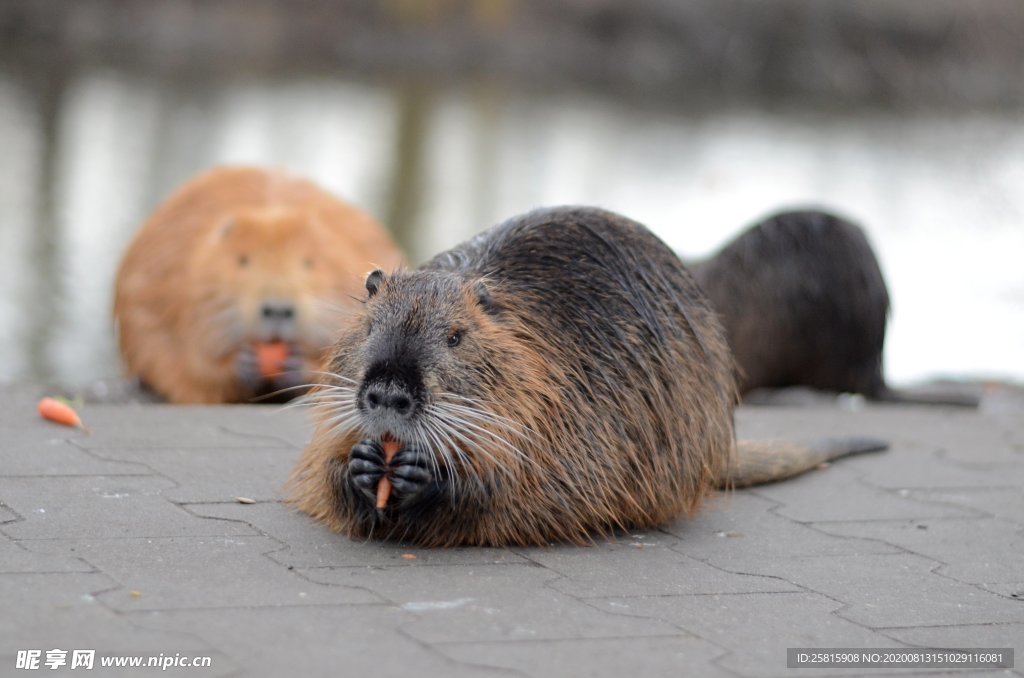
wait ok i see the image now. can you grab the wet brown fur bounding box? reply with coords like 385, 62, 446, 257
287, 207, 884, 547
114, 166, 403, 404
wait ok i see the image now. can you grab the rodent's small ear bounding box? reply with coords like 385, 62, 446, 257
218, 218, 236, 238
473, 280, 498, 315
365, 269, 386, 298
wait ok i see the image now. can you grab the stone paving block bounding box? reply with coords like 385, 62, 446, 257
0, 533, 93, 574
0, 572, 118, 626
189, 501, 531, 568
591, 591, 902, 678
514, 537, 799, 598
751, 466, 983, 523
299, 563, 682, 644
733, 405, 970, 453
817, 519, 1024, 585
84, 446, 298, 503
25, 536, 383, 611
664, 493, 900, 568
733, 553, 1024, 628
436, 635, 734, 678
0, 574, 235, 676
1, 435, 149, 477
734, 406, 902, 445
906, 488, 1024, 526
979, 582, 1024, 601
72, 405, 305, 450
0, 477, 255, 540
926, 419, 1023, 467
856, 442, 1024, 490
221, 408, 312, 449
884, 622, 1024, 652
0, 503, 18, 524
128, 606, 520, 678
740, 405, 1020, 467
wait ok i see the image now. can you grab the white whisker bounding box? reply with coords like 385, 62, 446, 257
430, 403, 538, 472
433, 394, 535, 438
426, 410, 517, 481
432, 401, 534, 442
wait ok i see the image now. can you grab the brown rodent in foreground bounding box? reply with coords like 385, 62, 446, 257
691, 210, 978, 406
114, 165, 403, 404
287, 206, 885, 547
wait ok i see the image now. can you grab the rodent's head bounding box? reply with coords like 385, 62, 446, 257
186, 208, 354, 357
320, 268, 531, 460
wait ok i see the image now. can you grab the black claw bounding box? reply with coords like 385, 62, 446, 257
391, 464, 431, 484
348, 457, 382, 475
390, 447, 431, 469
351, 439, 386, 464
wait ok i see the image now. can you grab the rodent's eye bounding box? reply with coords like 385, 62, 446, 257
447, 330, 462, 348
238, 254, 249, 267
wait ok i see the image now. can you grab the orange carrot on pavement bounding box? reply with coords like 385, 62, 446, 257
37, 397, 89, 432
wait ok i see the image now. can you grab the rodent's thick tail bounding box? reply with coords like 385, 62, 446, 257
723, 437, 888, 489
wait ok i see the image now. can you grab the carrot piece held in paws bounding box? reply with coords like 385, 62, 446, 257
256, 341, 289, 378
37, 397, 89, 432
375, 476, 392, 510
376, 435, 401, 509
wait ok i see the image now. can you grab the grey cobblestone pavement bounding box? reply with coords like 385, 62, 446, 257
1, 384, 1021, 677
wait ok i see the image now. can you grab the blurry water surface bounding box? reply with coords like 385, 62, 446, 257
1, 58, 1022, 388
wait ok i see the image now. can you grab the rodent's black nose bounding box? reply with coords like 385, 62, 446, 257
363, 384, 415, 418
261, 300, 295, 321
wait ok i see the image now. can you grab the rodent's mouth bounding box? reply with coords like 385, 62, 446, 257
357, 415, 422, 454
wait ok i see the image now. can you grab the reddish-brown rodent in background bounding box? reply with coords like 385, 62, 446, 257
114, 165, 403, 404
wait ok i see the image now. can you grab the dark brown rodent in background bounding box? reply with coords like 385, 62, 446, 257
691, 210, 978, 407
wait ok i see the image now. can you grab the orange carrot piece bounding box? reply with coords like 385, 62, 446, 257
376, 435, 401, 509
37, 397, 87, 431
375, 477, 392, 510
256, 341, 289, 378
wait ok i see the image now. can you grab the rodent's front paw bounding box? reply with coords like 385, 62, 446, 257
346, 442, 440, 512
235, 344, 262, 390
347, 439, 387, 503
387, 446, 438, 509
